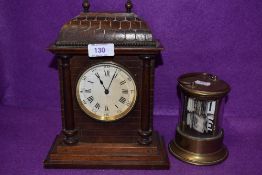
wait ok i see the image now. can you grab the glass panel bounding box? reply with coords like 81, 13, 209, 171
181, 95, 220, 138
179, 93, 188, 132
217, 98, 226, 133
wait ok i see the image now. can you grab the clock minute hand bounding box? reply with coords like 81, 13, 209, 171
107, 69, 118, 91
95, 73, 108, 94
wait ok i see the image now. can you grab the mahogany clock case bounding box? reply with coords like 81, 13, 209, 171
59, 55, 153, 141
44, 3, 169, 169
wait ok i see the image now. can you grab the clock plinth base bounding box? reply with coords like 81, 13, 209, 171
44, 132, 169, 169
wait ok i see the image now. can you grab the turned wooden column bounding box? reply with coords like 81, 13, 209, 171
138, 56, 153, 145
60, 55, 78, 145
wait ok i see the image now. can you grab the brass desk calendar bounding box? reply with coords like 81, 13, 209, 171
169, 72, 230, 165
44, 0, 170, 169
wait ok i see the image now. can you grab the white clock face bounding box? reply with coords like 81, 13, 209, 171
76, 62, 137, 122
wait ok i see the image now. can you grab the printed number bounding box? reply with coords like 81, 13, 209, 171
95, 47, 106, 54
87, 96, 94, 103
122, 89, 128, 94
120, 80, 126, 85
85, 89, 91, 93
104, 70, 110, 77
82, 76, 87, 80
95, 103, 100, 109
119, 97, 126, 104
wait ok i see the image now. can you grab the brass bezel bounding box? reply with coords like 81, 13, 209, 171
76, 62, 137, 122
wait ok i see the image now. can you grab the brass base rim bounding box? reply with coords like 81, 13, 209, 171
168, 141, 228, 166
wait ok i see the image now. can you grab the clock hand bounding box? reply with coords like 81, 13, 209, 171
107, 69, 118, 91
95, 73, 109, 94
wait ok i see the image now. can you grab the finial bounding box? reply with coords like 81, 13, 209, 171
82, 0, 90, 13
125, 0, 133, 13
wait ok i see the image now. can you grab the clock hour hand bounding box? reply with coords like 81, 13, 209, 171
95, 73, 109, 94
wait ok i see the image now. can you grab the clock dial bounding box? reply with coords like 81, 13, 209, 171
76, 62, 137, 122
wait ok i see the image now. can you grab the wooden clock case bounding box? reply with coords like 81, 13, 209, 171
44, 1, 169, 169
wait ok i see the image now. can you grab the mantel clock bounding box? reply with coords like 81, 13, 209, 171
44, 0, 169, 169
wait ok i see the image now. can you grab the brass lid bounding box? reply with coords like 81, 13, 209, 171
53, 12, 159, 48
178, 72, 230, 97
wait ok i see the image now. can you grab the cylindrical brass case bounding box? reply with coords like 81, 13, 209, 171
169, 72, 230, 165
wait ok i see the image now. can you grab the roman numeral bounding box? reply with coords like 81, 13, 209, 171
114, 73, 118, 79
122, 89, 128, 94
105, 105, 109, 111
113, 69, 118, 79
88, 81, 94, 84
87, 96, 94, 103
85, 89, 91, 93
95, 72, 100, 78
120, 80, 126, 85
115, 105, 119, 108
95, 103, 100, 109
104, 70, 110, 77
119, 97, 126, 104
